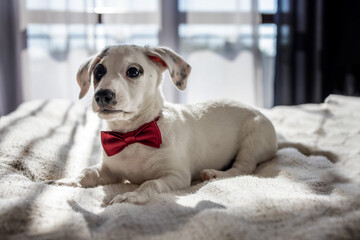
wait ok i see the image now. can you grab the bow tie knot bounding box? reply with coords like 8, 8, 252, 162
123, 132, 136, 145
101, 117, 162, 157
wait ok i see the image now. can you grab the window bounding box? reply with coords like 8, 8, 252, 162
23, 0, 276, 107
177, 0, 277, 107
24, 0, 159, 101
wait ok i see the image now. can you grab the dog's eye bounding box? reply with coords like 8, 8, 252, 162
126, 67, 141, 78
94, 64, 107, 81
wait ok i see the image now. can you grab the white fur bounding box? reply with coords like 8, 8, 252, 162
53, 45, 278, 204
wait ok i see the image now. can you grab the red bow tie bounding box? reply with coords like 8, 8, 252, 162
101, 117, 162, 157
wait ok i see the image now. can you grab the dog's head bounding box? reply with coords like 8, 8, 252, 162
76, 45, 191, 121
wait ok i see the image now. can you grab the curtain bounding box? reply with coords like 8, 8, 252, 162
275, 0, 360, 106
274, 0, 322, 105
322, 0, 360, 99
0, 0, 24, 116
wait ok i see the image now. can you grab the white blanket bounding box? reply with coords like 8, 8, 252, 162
0, 95, 359, 239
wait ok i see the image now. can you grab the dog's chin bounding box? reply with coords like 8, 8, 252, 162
96, 109, 133, 121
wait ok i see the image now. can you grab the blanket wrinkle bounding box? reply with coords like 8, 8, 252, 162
68, 200, 102, 230
7, 102, 73, 182
0, 102, 89, 239
0, 184, 47, 236
91, 198, 226, 238
56, 121, 80, 178
312, 107, 333, 141
0, 100, 49, 145
0, 94, 360, 239
86, 120, 103, 167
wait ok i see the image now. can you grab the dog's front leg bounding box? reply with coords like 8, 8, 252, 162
109, 171, 190, 205
48, 163, 118, 188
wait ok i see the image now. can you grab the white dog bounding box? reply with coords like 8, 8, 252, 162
52, 45, 278, 205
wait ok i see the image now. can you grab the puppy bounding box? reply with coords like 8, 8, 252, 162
53, 45, 278, 204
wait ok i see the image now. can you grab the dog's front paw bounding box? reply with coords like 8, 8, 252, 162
109, 192, 150, 205
44, 178, 82, 187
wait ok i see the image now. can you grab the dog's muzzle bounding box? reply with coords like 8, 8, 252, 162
95, 89, 115, 108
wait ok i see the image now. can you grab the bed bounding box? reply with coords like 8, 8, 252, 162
0, 94, 359, 239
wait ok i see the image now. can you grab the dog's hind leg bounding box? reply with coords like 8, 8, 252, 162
200, 151, 258, 181
200, 127, 277, 181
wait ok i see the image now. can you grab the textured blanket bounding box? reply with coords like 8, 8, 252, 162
0, 95, 359, 240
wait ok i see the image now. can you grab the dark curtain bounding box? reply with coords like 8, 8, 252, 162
0, 0, 23, 116
274, 0, 360, 105
322, 1, 360, 99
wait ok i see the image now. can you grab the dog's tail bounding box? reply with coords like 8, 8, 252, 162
277, 141, 339, 163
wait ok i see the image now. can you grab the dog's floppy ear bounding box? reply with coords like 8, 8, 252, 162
76, 47, 110, 99
76, 57, 93, 99
145, 47, 191, 90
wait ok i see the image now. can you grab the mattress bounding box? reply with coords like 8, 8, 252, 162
0, 94, 359, 239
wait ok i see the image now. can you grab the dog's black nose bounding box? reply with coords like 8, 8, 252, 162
95, 89, 115, 107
